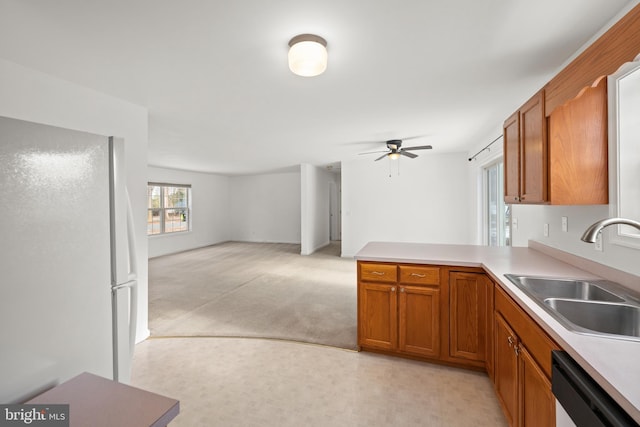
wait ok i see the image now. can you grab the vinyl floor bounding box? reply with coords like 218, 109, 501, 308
135, 241, 507, 426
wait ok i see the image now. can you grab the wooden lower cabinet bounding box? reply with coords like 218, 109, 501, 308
495, 313, 519, 426
399, 285, 440, 357
494, 286, 558, 427
358, 262, 492, 368
448, 271, 491, 367
358, 281, 440, 357
359, 282, 397, 351
358, 261, 559, 427
519, 346, 555, 427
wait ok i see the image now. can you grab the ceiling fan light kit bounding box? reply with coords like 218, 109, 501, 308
288, 34, 328, 77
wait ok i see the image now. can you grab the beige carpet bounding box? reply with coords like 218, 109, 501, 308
148, 241, 357, 349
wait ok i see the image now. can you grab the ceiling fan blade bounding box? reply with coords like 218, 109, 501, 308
403, 145, 433, 151
374, 153, 388, 161
359, 150, 390, 155
400, 151, 418, 158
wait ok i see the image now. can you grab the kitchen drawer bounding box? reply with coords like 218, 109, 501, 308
359, 263, 398, 283
399, 265, 440, 285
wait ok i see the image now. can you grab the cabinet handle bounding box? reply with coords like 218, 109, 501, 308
514, 345, 520, 357
410, 273, 426, 278
507, 336, 514, 347
391, 287, 396, 292
514, 196, 519, 202
371, 271, 385, 276
400, 288, 405, 293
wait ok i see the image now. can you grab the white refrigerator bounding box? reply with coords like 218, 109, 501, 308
0, 116, 138, 403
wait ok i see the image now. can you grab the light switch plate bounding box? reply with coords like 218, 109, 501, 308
544, 223, 549, 237
561, 216, 568, 232
512, 218, 518, 230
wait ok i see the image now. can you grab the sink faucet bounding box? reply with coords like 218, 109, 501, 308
581, 217, 640, 243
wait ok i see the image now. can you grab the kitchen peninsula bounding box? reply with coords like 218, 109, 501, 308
355, 241, 640, 425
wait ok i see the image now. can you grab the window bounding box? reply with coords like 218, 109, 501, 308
485, 161, 510, 246
147, 183, 191, 235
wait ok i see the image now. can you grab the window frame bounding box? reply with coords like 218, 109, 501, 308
483, 159, 510, 247
147, 182, 191, 236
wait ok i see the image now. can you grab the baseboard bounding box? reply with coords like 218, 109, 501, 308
135, 328, 151, 344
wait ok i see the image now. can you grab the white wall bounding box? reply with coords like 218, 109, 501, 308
466, 129, 505, 245
341, 153, 473, 257
512, 205, 640, 278
229, 170, 301, 243
300, 164, 338, 255
0, 58, 150, 342
148, 166, 230, 258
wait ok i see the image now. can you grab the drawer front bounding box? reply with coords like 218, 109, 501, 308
399, 265, 440, 285
360, 263, 398, 283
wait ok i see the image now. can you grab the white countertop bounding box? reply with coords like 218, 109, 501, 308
355, 241, 640, 423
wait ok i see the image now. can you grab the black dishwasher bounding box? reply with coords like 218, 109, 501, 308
552, 350, 638, 427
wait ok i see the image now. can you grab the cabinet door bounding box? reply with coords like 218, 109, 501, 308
519, 346, 555, 427
519, 90, 547, 203
486, 279, 495, 378
398, 285, 440, 358
503, 111, 521, 204
449, 272, 488, 362
548, 76, 608, 205
494, 313, 519, 427
359, 283, 397, 351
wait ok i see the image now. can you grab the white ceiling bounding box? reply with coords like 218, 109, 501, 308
0, 0, 634, 175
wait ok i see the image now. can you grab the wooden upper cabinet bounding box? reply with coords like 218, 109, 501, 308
548, 76, 608, 205
519, 92, 547, 203
503, 112, 521, 204
544, 3, 640, 114
500, 4, 640, 207
503, 90, 548, 204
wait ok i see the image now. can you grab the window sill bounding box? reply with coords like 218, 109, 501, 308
148, 230, 192, 239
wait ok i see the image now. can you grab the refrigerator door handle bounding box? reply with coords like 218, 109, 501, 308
124, 188, 138, 356
128, 279, 138, 357
112, 279, 138, 364
125, 187, 138, 282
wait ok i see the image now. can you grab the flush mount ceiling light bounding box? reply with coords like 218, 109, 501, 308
288, 34, 328, 77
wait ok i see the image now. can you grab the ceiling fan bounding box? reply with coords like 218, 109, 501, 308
360, 139, 433, 161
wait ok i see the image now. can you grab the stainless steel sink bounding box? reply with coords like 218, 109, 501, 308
544, 298, 640, 338
509, 276, 624, 302
504, 274, 640, 341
